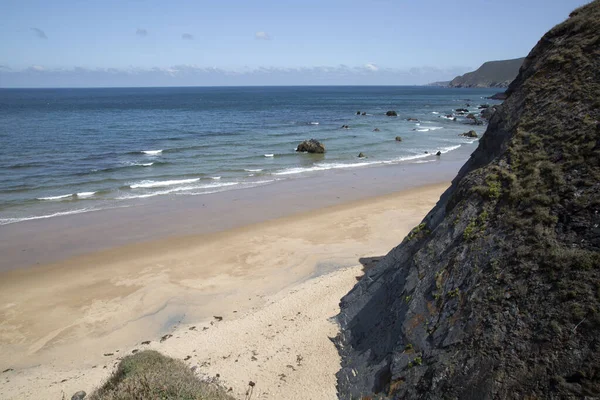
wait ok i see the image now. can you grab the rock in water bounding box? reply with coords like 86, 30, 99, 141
385, 110, 398, 117
296, 139, 325, 154
436, 151, 441, 156
71, 391, 86, 400
336, 3, 600, 399
373, 128, 381, 132
358, 152, 366, 158
356, 111, 361, 115
459, 130, 478, 138
395, 136, 402, 142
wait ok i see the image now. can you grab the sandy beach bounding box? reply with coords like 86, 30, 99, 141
0, 182, 448, 399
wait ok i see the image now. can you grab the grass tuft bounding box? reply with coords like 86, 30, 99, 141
89, 350, 234, 400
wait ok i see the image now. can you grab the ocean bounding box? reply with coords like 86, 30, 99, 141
0, 86, 500, 225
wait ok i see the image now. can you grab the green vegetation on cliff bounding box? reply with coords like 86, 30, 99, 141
337, 1, 600, 398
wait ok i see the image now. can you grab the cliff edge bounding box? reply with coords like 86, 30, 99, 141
336, 2, 600, 399
448, 58, 525, 88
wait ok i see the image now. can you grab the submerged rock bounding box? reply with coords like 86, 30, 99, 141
373, 128, 381, 132
395, 136, 402, 142
436, 151, 442, 156
386, 110, 398, 117
296, 139, 326, 154
358, 152, 366, 158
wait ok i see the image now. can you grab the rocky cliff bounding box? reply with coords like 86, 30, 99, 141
336, 2, 600, 399
448, 58, 525, 88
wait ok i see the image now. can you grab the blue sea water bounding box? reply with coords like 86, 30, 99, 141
0, 86, 500, 225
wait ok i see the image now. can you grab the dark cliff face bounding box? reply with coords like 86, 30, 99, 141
336, 2, 600, 399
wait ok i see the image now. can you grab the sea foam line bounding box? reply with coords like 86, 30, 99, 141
130, 178, 200, 189
117, 181, 240, 200
0, 208, 95, 226
141, 150, 163, 155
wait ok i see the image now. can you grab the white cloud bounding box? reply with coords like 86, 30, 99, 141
364, 63, 379, 72
255, 31, 271, 40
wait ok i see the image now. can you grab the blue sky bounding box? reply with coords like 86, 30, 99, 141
0, 0, 590, 87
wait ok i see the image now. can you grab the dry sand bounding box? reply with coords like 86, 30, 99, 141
0, 183, 448, 399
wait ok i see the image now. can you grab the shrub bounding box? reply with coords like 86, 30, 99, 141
89, 350, 234, 400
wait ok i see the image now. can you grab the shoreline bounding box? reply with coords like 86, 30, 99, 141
0, 181, 450, 400
0, 152, 471, 272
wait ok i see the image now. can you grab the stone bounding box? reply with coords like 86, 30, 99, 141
71, 391, 86, 400
296, 139, 326, 154
436, 151, 442, 156
386, 111, 398, 117
358, 152, 366, 158
373, 128, 381, 132
460, 130, 478, 138
395, 136, 402, 142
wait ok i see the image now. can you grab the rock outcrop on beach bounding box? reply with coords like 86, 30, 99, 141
336, 2, 600, 399
296, 139, 325, 154
448, 57, 525, 88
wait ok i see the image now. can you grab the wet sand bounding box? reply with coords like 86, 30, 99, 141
0, 157, 467, 272
0, 181, 449, 400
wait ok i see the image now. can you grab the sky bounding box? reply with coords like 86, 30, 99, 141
0, 0, 591, 87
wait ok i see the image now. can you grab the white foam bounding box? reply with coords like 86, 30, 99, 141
37, 194, 73, 201
0, 208, 93, 225
117, 182, 240, 200
142, 150, 162, 155
431, 112, 440, 114
244, 168, 263, 172
211, 176, 221, 180
274, 161, 379, 176
264, 154, 274, 157
130, 178, 200, 189
437, 145, 462, 154
416, 126, 443, 132
138, 162, 154, 167
76, 192, 96, 198
309, 122, 319, 125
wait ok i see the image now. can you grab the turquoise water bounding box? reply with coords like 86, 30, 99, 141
0, 86, 500, 225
